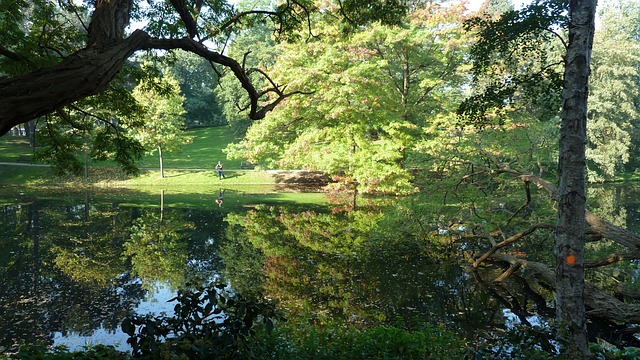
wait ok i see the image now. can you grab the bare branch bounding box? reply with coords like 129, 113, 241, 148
494, 261, 522, 283
585, 253, 640, 269
472, 223, 554, 268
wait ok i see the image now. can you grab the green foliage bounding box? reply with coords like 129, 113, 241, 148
586, 0, 640, 181
471, 324, 561, 359
128, 68, 192, 177
1, 1, 147, 176
590, 344, 640, 359
458, 0, 566, 127
257, 321, 468, 360
0, 0, 87, 74
4, 344, 130, 360
124, 210, 193, 290
33, 72, 146, 176
226, 6, 469, 194
130, 71, 190, 155
121, 282, 282, 359
337, 0, 407, 30
34, 123, 85, 176
216, 22, 279, 137
163, 50, 225, 126
91, 130, 143, 176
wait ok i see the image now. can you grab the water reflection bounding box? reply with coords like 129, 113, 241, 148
0, 189, 223, 352
6, 184, 617, 353
220, 206, 511, 336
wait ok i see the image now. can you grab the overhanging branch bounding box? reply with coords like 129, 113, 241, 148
144, 36, 310, 120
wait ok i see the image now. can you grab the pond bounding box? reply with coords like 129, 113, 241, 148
1, 184, 637, 353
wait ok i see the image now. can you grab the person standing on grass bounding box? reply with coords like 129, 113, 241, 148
215, 161, 225, 179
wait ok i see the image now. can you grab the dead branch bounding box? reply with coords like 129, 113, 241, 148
489, 166, 640, 251
585, 253, 640, 268
494, 261, 522, 283
472, 224, 554, 268
485, 253, 640, 325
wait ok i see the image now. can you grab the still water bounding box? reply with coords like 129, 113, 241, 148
6, 185, 632, 353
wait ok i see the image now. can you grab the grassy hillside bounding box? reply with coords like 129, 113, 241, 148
0, 136, 33, 162
0, 128, 327, 193
0, 126, 245, 186
0, 126, 241, 169
135, 126, 244, 170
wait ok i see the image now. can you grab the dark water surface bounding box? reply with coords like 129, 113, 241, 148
2, 185, 635, 353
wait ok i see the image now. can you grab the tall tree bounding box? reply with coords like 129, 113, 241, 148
586, 0, 640, 181
555, 0, 597, 356
130, 72, 191, 178
226, 2, 469, 194
460, 0, 598, 356
164, 50, 225, 127
215, 21, 280, 136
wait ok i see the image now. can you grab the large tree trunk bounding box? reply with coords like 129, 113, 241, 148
555, 0, 597, 357
0, 30, 149, 136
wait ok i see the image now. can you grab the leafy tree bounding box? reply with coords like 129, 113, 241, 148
586, 0, 640, 181
164, 50, 225, 126
0, 1, 147, 174
480, 0, 515, 15
0, 0, 408, 156
130, 71, 191, 178
459, 0, 598, 356
34, 80, 146, 176
123, 210, 193, 291
216, 20, 280, 137
226, 3, 469, 194
458, 1, 566, 128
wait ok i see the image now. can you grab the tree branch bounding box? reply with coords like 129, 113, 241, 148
585, 253, 640, 269
169, 0, 199, 39
144, 36, 309, 120
472, 223, 554, 268
0, 46, 34, 66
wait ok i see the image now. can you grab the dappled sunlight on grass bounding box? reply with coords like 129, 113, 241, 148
0, 165, 55, 186
135, 126, 240, 169
98, 169, 278, 188
0, 136, 32, 162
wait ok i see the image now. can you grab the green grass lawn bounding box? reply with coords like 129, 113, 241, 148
0, 126, 239, 170
0, 126, 255, 186
0, 136, 33, 162
0, 128, 330, 197
134, 126, 243, 170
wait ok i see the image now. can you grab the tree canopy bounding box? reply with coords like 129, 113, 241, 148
0, 0, 408, 134
0, 0, 408, 172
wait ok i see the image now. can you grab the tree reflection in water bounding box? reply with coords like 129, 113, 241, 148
219, 205, 510, 337
0, 189, 221, 352
5, 185, 637, 352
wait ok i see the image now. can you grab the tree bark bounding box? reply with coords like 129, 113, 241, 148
158, 145, 164, 179
555, 0, 597, 357
0, 0, 300, 136
0, 30, 149, 135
